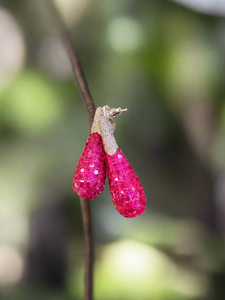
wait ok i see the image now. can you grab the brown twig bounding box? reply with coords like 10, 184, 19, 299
79, 199, 93, 300
60, 34, 96, 129
46, 1, 95, 299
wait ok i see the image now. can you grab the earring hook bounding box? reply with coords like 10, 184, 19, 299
103, 105, 128, 118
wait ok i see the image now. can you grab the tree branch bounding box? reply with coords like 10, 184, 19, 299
46, 0, 95, 128
46, 1, 95, 299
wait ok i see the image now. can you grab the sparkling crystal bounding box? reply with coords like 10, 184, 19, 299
72, 133, 106, 200
106, 149, 146, 218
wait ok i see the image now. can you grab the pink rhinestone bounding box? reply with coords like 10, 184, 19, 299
106, 149, 146, 218
72, 133, 106, 200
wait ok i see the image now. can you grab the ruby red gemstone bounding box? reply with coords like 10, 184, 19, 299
106, 149, 146, 218
72, 132, 106, 200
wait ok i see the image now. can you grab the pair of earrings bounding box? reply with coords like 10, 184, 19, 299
72, 105, 146, 218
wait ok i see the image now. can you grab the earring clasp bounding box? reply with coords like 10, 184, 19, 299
103, 105, 127, 118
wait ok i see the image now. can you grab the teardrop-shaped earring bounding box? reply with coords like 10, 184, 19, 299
72, 109, 106, 200
99, 105, 146, 218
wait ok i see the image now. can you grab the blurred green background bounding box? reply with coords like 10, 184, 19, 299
1, 0, 225, 299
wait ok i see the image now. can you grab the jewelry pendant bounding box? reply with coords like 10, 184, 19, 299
72, 126, 106, 200
106, 149, 146, 218
72, 105, 146, 218
95, 105, 146, 218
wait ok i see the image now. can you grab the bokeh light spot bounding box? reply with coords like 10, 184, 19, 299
0, 8, 25, 91
0, 246, 24, 286
107, 17, 144, 53
171, 0, 225, 16
53, 0, 89, 26
73, 240, 176, 300
1, 71, 63, 134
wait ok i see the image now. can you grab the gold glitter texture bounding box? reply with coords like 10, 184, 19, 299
90, 105, 127, 155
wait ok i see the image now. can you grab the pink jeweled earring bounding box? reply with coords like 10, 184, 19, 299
95, 105, 146, 218
72, 109, 106, 200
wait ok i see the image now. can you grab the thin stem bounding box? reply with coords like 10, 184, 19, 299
46, 1, 95, 299
79, 199, 93, 300
46, 0, 96, 128
61, 34, 96, 129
